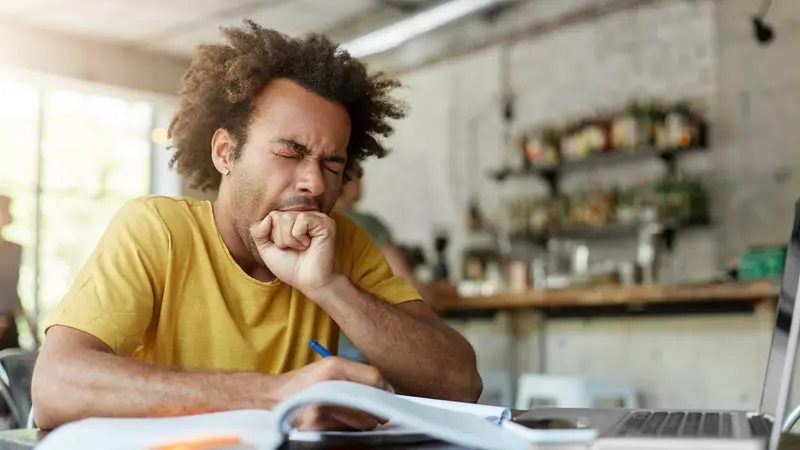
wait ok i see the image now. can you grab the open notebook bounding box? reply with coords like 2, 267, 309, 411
36, 380, 597, 450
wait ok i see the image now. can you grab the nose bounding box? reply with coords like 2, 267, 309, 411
296, 161, 326, 197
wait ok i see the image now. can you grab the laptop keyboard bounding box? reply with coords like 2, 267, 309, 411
616, 411, 735, 438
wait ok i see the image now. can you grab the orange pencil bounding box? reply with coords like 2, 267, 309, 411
151, 435, 246, 450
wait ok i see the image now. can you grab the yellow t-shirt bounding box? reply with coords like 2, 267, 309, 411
47, 195, 421, 374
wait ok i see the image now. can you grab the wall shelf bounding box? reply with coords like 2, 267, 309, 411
491, 144, 708, 193
509, 217, 711, 246
433, 280, 777, 320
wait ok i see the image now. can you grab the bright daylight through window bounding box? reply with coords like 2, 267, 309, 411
0, 78, 154, 347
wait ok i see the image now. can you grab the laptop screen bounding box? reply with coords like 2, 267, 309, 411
759, 200, 800, 424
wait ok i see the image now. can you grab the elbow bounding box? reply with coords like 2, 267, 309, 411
449, 348, 483, 403
31, 360, 73, 430
32, 403, 62, 431
459, 366, 483, 404
443, 367, 482, 403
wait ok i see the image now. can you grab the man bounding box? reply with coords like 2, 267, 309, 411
30, 20, 481, 430
334, 164, 434, 363
0, 195, 22, 350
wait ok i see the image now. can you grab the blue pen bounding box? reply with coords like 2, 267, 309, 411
309, 339, 333, 358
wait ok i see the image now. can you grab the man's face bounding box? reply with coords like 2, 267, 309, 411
223, 79, 351, 258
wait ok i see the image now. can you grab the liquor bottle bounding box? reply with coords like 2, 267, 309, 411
612, 105, 637, 151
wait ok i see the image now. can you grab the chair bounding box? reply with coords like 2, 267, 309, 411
0, 349, 37, 429
515, 373, 639, 410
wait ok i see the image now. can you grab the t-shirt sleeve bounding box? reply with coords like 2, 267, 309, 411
46, 198, 168, 356
347, 219, 420, 306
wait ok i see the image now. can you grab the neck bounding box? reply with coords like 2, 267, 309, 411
211, 195, 275, 282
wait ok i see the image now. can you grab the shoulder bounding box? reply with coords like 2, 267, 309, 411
115, 195, 209, 233
124, 195, 205, 217
330, 211, 373, 271
331, 210, 368, 246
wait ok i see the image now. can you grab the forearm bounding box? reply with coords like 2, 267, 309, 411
310, 276, 481, 402
32, 347, 278, 429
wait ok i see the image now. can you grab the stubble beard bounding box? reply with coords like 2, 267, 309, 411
230, 177, 272, 267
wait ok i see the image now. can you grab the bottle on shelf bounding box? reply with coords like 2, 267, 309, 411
612, 105, 637, 151
666, 102, 703, 148
628, 100, 654, 149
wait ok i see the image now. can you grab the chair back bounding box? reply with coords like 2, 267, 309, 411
0, 349, 37, 428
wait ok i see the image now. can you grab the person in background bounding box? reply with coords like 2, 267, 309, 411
31, 20, 481, 431
334, 164, 433, 363
335, 162, 425, 297
0, 195, 22, 350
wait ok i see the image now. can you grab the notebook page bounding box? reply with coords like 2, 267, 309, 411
35, 410, 282, 450
289, 397, 508, 444
275, 380, 527, 450
399, 395, 511, 422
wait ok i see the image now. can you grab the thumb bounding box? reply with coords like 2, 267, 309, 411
250, 215, 273, 247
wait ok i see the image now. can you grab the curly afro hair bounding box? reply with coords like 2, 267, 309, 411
167, 19, 406, 192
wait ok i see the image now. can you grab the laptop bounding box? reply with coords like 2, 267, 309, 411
515, 200, 800, 450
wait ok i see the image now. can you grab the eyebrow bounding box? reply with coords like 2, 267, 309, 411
277, 139, 346, 164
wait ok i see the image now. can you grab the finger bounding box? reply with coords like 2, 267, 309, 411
270, 213, 287, 249
292, 406, 340, 431
326, 406, 382, 431
305, 212, 335, 239
249, 215, 273, 247
330, 358, 392, 393
291, 214, 312, 248
271, 213, 308, 251
293, 406, 370, 432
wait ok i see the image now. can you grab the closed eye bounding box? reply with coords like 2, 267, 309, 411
324, 165, 342, 175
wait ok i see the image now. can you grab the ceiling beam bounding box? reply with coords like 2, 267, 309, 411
364, 0, 667, 75
375, 0, 431, 13
340, 0, 519, 57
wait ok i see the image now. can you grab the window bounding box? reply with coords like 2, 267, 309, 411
38, 90, 153, 324
0, 81, 41, 345
0, 77, 157, 347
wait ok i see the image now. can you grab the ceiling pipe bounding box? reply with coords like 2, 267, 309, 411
340, 0, 517, 58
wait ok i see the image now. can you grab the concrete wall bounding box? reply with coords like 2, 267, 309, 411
361, 0, 718, 283
359, 0, 800, 409
714, 0, 800, 262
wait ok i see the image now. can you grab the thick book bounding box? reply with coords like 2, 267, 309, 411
36, 380, 598, 450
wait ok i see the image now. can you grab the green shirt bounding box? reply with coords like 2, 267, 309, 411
340, 209, 393, 246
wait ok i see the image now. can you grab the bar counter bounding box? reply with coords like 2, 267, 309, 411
428, 280, 779, 318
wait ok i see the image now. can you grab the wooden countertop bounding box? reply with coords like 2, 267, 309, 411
429, 280, 779, 312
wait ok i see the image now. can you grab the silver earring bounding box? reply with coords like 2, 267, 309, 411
222, 167, 230, 176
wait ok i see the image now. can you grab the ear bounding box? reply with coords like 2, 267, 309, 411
211, 128, 236, 175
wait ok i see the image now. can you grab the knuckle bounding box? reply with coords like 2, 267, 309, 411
365, 367, 382, 385
317, 356, 343, 379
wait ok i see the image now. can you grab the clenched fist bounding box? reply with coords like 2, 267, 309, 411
250, 211, 338, 294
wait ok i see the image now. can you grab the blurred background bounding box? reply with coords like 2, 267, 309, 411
0, 0, 797, 414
